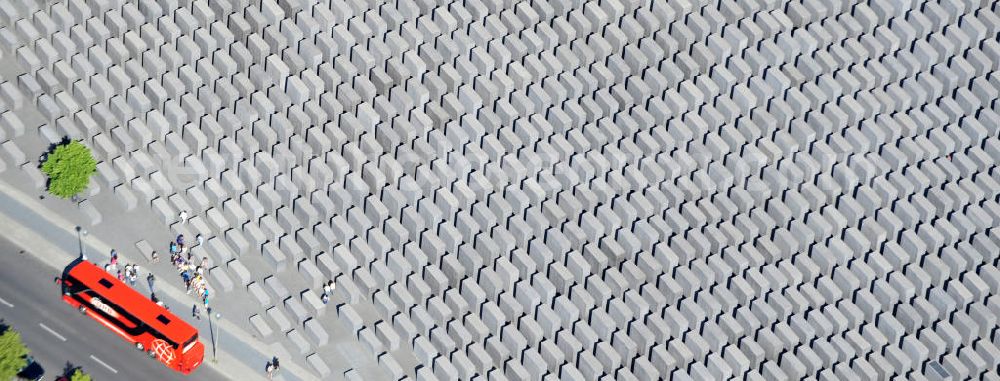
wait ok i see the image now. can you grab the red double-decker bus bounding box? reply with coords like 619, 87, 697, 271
60, 259, 204, 374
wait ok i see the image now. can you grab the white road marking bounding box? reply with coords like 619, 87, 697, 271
0, 296, 12, 307
38, 323, 66, 341
90, 355, 118, 373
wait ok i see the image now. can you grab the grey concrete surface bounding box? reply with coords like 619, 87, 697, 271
0, 0, 998, 380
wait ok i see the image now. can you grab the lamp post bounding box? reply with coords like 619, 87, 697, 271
76, 226, 88, 261
210, 310, 221, 362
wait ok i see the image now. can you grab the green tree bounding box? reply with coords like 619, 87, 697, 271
69, 368, 92, 381
41, 140, 97, 199
0, 328, 30, 380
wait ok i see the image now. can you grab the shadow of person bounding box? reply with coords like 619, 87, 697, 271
61, 362, 81, 378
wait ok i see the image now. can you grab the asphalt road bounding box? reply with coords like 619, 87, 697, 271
0, 237, 227, 381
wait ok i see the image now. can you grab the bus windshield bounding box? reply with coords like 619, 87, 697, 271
182, 334, 199, 353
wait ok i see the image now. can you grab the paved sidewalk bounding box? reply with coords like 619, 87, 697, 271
0, 179, 313, 381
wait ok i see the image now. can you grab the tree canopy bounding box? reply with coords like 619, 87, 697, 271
0, 328, 30, 380
41, 140, 97, 199
70, 368, 92, 381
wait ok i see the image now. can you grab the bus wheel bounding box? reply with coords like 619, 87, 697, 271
78, 306, 87, 314
136, 342, 144, 351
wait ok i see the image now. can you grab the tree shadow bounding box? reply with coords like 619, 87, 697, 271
38, 136, 71, 168
61, 362, 82, 378
39, 137, 67, 197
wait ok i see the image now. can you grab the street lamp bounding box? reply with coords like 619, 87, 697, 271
76, 226, 88, 261
209, 310, 221, 362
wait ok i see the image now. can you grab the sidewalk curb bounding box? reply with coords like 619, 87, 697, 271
0, 179, 315, 381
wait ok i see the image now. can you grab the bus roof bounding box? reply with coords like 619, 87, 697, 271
67, 260, 197, 343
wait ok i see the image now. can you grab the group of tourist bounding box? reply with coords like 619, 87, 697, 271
321, 279, 335, 304
97, 214, 214, 320
168, 233, 211, 318
103, 250, 140, 288
98, 249, 170, 311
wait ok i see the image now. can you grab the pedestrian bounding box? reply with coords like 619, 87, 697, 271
169, 241, 178, 255
266, 357, 280, 379
182, 269, 192, 293
196, 233, 204, 246
192, 304, 201, 320
321, 292, 329, 304
200, 256, 209, 269
147, 273, 156, 293
176, 234, 185, 247
323, 282, 331, 295
179, 210, 189, 223
202, 288, 210, 307
193, 275, 205, 295
150, 250, 160, 263
117, 269, 125, 281
110, 251, 119, 271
